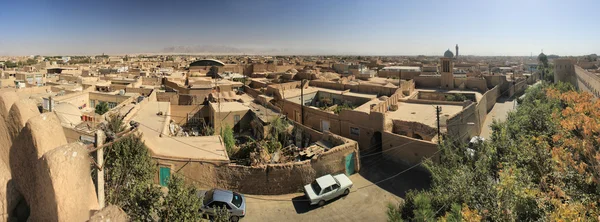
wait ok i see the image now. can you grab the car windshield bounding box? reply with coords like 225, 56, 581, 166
203, 190, 214, 206
231, 192, 243, 208
311, 181, 322, 195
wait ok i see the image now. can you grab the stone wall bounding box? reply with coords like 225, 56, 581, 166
154, 132, 359, 195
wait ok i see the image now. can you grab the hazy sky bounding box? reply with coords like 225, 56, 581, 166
1, 0, 598, 56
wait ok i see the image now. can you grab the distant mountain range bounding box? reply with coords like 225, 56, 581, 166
161, 45, 289, 54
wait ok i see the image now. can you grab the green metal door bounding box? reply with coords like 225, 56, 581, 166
345, 152, 356, 175
159, 166, 171, 187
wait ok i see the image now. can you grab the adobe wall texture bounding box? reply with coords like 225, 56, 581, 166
154, 132, 360, 195
309, 80, 398, 96
554, 59, 577, 85
413, 76, 441, 88
381, 131, 439, 165
574, 66, 600, 98
170, 104, 207, 125
446, 103, 481, 142
484, 75, 509, 94
0, 91, 111, 221
370, 89, 402, 113
484, 85, 500, 112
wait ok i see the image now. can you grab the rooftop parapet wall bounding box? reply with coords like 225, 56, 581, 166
370, 89, 403, 113
155, 132, 359, 195
309, 80, 398, 96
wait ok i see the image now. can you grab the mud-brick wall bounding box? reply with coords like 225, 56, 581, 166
381, 131, 439, 165
156, 133, 360, 195
413, 76, 441, 88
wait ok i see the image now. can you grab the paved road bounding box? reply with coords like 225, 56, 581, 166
479, 97, 516, 139
243, 156, 430, 222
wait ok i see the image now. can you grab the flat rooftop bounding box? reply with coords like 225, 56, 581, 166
246, 101, 280, 123
282, 86, 378, 100
387, 102, 464, 128
133, 101, 229, 161
416, 89, 483, 102
353, 99, 380, 113
210, 101, 251, 113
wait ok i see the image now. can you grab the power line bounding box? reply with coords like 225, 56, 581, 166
52, 110, 228, 158
242, 129, 472, 203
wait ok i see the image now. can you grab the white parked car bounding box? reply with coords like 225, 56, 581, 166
304, 174, 353, 206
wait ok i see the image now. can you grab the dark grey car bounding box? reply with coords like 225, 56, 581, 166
198, 189, 246, 222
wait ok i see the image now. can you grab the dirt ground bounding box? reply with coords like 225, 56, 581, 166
242, 155, 431, 222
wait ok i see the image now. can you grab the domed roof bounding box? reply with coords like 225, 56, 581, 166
444, 49, 454, 58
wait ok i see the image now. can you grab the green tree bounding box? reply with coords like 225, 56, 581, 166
107, 113, 125, 134
387, 83, 600, 221
159, 175, 204, 221
4, 61, 17, 68
213, 206, 232, 222
538, 53, 549, 68
412, 193, 435, 222
103, 135, 162, 220
220, 124, 235, 156
387, 203, 404, 222
95, 102, 109, 115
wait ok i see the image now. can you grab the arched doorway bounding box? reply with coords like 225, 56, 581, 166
413, 133, 423, 140
371, 131, 382, 153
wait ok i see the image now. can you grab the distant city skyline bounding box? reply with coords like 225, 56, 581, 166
1, 0, 599, 56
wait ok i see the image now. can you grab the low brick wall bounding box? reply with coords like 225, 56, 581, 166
243, 85, 262, 98
154, 132, 360, 195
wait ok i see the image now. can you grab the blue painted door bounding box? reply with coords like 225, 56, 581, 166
345, 152, 355, 175
159, 166, 171, 186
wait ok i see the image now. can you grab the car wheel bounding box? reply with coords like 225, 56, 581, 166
318, 200, 325, 207
230, 215, 239, 222
343, 189, 350, 196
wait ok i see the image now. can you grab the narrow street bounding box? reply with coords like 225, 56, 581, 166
243, 156, 430, 222
479, 97, 516, 139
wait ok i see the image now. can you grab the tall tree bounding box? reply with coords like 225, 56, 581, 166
104, 135, 162, 220
538, 53, 549, 68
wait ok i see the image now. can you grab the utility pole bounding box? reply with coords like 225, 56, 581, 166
48, 96, 53, 112
216, 77, 221, 132
398, 70, 401, 89
436, 106, 441, 145
300, 79, 305, 124
95, 130, 106, 209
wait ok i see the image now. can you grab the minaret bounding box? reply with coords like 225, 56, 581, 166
455, 44, 459, 58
